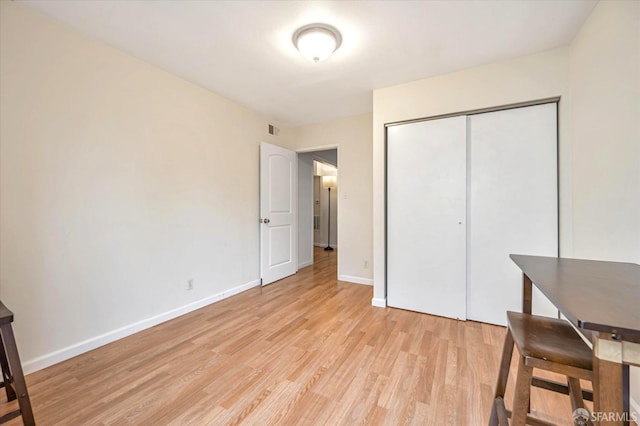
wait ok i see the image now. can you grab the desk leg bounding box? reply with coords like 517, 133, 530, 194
593, 335, 632, 426
490, 328, 514, 426
522, 273, 532, 314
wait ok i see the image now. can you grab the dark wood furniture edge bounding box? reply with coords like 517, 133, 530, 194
509, 254, 640, 343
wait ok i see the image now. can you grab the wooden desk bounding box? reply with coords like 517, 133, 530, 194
510, 254, 640, 426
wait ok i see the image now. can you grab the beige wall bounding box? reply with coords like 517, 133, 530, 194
569, 0, 640, 414
287, 113, 373, 284
0, 2, 290, 371
570, 0, 640, 262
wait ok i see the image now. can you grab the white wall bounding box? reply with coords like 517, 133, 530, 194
287, 113, 373, 285
570, 0, 640, 262
373, 47, 570, 305
569, 0, 640, 415
297, 153, 314, 268
313, 150, 337, 167
0, 2, 290, 372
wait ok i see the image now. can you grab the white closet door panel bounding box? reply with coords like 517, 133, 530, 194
468, 103, 558, 326
387, 116, 467, 319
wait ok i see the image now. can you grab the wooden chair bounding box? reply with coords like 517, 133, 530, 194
489, 311, 594, 426
0, 301, 35, 425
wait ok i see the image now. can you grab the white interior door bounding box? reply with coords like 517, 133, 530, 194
467, 103, 558, 325
387, 116, 467, 319
260, 142, 297, 285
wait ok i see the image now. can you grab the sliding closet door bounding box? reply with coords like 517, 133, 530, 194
467, 103, 558, 325
387, 116, 467, 319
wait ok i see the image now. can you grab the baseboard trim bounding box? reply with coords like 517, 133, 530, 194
371, 297, 387, 308
298, 260, 313, 269
22, 278, 261, 374
338, 275, 373, 286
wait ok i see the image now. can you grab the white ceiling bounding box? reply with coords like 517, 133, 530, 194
19, 0, 597, 127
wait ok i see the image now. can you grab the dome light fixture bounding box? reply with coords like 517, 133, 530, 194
293, 24, 342, 63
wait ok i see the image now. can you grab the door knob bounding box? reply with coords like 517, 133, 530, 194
263, 218, 270, 224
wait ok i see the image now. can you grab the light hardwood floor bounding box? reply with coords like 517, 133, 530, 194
3, 247, 584, 425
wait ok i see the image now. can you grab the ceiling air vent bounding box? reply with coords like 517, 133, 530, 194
268, 124, 280, 136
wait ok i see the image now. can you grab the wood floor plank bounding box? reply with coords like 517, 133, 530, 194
9, 247, 584, 425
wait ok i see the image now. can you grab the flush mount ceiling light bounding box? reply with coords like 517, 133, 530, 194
293, 24, 342, 63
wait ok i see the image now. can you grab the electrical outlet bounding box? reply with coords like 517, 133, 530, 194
364, 260, 369, 269
187, 279, 194, 291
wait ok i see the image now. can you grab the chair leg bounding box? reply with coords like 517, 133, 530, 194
623, 364, 630, 424
495, 397, 510, 426
490, 328, 514, 426
511, 356, 533, 426
1, 324, 35, 426
567, 377, 594, 426
0, 335, 17, 401
568, 377, 585, 412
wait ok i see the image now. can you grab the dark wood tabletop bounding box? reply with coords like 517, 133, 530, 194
510, 254, 640, 343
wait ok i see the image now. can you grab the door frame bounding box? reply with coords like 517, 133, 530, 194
296, 144, 340, 278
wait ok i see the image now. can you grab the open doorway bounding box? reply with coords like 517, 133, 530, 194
314, 161, 338, 254
297, 149, 338, 269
